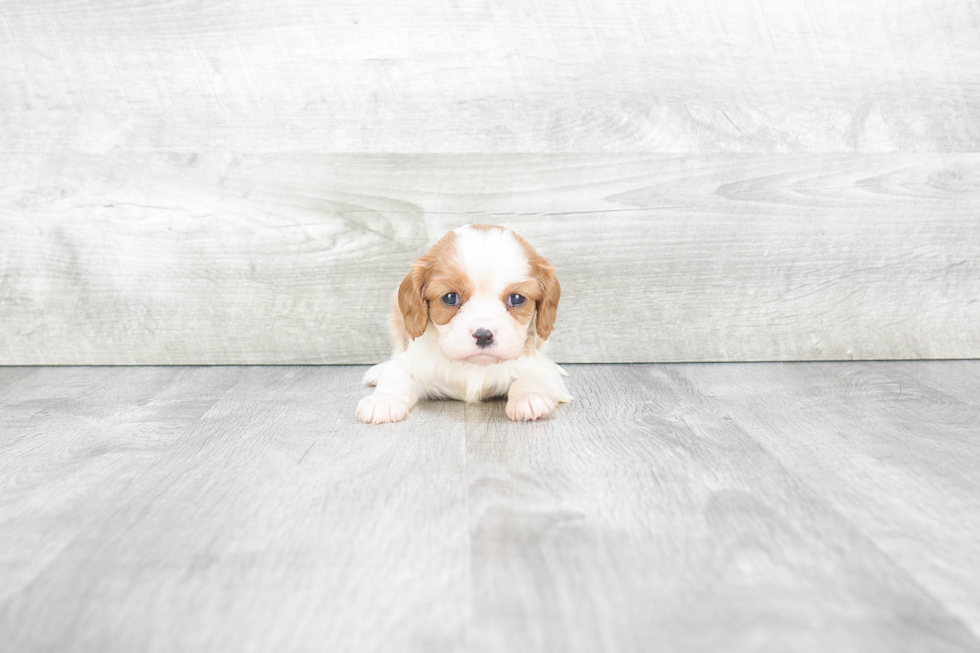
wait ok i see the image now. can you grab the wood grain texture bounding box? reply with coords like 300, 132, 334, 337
2, 152, 978, 364
1, 363, 979, 652
0, 366, 471, 653
679, 361, 980, 639
1, 0, 979, 152
467, 364, 980, 652
0, 366, 245, 605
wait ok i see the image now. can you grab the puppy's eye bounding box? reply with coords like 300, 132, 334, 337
442, 292, 461, 307
507, 294, 526, 307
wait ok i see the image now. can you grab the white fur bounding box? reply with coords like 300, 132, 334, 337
356, 225, 571, 424
454, 226, 531, 293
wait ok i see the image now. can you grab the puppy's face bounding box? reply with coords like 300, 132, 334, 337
398, 225, 560, 365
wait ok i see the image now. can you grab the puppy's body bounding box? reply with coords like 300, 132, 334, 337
357, 225, 571, 424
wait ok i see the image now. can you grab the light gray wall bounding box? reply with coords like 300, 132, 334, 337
2, 1, 978, 364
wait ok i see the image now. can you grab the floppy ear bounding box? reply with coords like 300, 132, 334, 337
534, 262, 561, 340
398, 264, 429, 339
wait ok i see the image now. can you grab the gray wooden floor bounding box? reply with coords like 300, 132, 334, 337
1, 362, 979, 653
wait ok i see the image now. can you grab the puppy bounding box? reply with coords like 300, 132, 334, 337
356, 224, 572, 424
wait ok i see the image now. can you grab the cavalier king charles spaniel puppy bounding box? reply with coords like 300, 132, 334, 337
356, 224, 571, 423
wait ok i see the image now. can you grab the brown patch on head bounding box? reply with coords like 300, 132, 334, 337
397, 230, 474, 338
501, 280, 539, 325
466, 223, 506, 234
509, 231, 561, 340
424, 260, 473, 327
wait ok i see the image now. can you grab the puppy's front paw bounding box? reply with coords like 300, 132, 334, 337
356, 393, 411, 424
506, 393, 556, 422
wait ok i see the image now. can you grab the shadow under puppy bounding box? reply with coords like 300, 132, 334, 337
357, 224, 572, 423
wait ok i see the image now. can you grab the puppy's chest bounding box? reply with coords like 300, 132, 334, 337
423, 364, 516, 403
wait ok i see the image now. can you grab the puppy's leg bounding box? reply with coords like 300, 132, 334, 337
356, 360, 421, 424
506, 370, 572, 422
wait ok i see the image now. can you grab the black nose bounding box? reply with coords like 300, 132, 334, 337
473, 328, 494, 348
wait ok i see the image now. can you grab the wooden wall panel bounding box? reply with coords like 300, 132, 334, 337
1, 0, 979, 153
2, 153, 977, 364
2, 1, 978, 363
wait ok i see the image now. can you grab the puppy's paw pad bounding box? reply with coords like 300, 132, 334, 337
356, 393, 411, 424
506, 393, 556, 422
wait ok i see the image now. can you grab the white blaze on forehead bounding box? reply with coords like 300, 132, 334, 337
453, 226, 531, 294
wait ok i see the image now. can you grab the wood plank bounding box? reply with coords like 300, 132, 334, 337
1, 0, 978, 152
0, 366, 37, 386
2, 153, 978, 364
465, 364, 980, 652
0, 366, 470, 653
679, 361, 980, 640
0, 366, 244, 604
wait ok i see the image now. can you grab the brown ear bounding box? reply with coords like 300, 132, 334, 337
398, 265, 429, 339
535, 263, 561, 340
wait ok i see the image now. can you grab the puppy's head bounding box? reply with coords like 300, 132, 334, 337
398, 225, 560, 365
